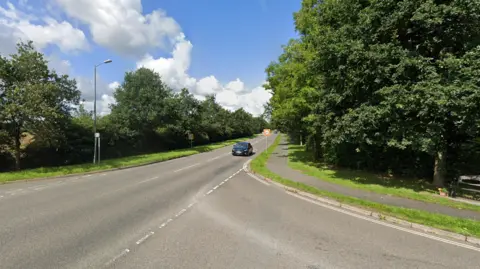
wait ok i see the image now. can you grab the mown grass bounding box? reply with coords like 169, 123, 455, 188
288, 144, 480, 212
0, 136, 256, 183
250, 135, 480, 238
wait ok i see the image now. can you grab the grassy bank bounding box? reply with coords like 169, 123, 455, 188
0, 136, 255, 183
250, 135, 480, 238
288, 144, 480, 212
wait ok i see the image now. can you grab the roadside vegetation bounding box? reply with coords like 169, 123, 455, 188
0, 42, 270, 175
0, 136, 254, 183
288, 144, 480, 212
251, 135, 480, 238
264, 0, 480, 190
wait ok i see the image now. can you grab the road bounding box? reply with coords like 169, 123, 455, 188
0, 134, 479, 269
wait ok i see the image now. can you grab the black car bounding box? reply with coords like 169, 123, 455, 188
232, 142, 253, 156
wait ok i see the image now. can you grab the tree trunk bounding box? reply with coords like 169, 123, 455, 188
433, 150, 446, 187
14, 129, 21, 170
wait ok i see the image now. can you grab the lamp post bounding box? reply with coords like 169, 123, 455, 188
93, 59, 112, 164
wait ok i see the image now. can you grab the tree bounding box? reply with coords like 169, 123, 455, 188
267, 0, 480, 186
0, 41, 80, 170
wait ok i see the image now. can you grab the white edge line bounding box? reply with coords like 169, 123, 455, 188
206, 189, 213, 195
285, 191, 480, 252
246, 171, 270, 186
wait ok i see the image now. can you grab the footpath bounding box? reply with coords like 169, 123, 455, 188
266, 136, 480, 221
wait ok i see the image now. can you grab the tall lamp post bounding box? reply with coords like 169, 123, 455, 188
93, 59, 112, 164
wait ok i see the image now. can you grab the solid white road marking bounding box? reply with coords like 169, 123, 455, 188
173, 163, 200, 173
286, 191, 480, 252
246, 171, 270, 186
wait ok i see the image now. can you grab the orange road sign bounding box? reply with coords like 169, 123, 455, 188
263, 129, 271, 136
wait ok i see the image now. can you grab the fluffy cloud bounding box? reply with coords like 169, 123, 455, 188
53, 0, 181, 57
136, 34, 272, 115
0, 2, 88, 53
1, 0, 272, 117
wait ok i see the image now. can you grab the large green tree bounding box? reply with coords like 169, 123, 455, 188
267, 0, 480, 186
0, 41, 80, 170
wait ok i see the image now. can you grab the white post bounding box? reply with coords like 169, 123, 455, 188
98, 135, 101, 164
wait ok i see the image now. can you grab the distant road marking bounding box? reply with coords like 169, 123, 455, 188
138, 176, 159, 184
106, 166, 245, 266
105, 249, 130, 266
286, 191, 480, 253
173, 163, 200, 173
207, 155, 222, 162
136, 231, 155, 245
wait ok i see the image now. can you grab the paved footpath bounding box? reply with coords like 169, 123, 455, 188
267, 136, 480, 221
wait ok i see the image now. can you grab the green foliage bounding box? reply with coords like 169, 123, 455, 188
0, 41, 269, 172
0, 41, 80, 170
267, 0, 480, 186
251, 135, 480, 237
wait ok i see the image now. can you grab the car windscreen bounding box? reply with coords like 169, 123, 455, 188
233, 143, 248, 149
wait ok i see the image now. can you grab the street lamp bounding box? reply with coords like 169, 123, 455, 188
93, 59, 112, 164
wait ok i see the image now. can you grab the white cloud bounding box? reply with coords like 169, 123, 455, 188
136, 34, 272, 116
46, 54, 72, 75
53, 0, 181, 57
108, 81, 120, 91
1, 0, 272, 117
0, 2, 88, 53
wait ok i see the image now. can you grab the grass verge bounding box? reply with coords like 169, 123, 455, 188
288, 144, 480, 212
250, 135, 480, 238
0, 136, 255, 183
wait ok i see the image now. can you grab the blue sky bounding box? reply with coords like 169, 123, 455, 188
0, 0, 300, 115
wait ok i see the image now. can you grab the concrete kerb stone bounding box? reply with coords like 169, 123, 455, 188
341, 204, 373, 217
245, 161, 480, 248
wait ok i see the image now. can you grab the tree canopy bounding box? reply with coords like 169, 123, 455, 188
0, 42, 269, 171
267, 0, 480, 186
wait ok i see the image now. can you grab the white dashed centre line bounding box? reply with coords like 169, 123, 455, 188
106, 166, 246, 266
173, 163, 200, 173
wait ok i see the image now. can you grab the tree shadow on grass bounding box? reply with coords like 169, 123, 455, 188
288, 145, 437, 194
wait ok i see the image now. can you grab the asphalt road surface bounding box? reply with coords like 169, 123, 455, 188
1, 134, 479, 269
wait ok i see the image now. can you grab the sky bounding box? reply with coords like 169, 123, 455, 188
0, 0, 300, 116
